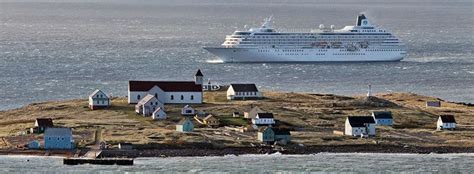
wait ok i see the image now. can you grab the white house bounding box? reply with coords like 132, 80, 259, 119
181, 105, 195, 116
128, 70, 203, 104
252, 113, 275, 125
372, 111, 393, 126
88, 89, 110, 110
437, 115, 456, 130
135, 94, 164, 116
345, 116, 376, 136
227, 84, 262, 100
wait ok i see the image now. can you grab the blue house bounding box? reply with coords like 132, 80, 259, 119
176, 118, 194, 132
44, 128, 74, 150
257, 126, 274, 144
273, 128, 291, 144
372, 111, 393, 126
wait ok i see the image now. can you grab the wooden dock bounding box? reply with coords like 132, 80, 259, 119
63, 158, 133, 165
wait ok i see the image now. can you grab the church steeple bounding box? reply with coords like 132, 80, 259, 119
194, 69, 203, 85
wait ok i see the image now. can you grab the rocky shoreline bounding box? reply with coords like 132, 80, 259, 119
2, 145, 473, 158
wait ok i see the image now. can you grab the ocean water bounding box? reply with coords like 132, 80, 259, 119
1, 153, 474, 173
0, 0, 473, 110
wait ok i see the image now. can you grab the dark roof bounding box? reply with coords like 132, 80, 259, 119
347, 116, 375, 127
230, 84, 259, 92
258, 126, 272, 133
36, 118, 53, 127
129, 81, 202, 92
195, 69, 203, 76
257, 113, 274, 119
372, 111, 393, 119
177, 118, 192, 125
272, 128, 291, 135
440, 115, 456, 123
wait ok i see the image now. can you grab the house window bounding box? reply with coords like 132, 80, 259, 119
181, 95, 184, 100
190, 95, 194, 100
155, 93, 158, 99
97, 95, 100, 98
102, 101, 104, 104
137, 95, 141, 100
97, 100, 99, 104
171, 95, 174, 100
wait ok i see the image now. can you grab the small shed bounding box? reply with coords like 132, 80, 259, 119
88, 89, 110, 110
135, 94, 164, 116
28, 140, 40, 149
181, 105, 195, 116
252, 113, 275, 125
44, 127, 74, 150
437, 115, 456, 130
257, 126, 275, 144
152, 107, 167, 120
244, 106, 265, 119
372, 111, 393, 126
31, 118, 54, 134
203, 114, 220, 127
118, 143, 133, 150
176, 118, 194, 132
426, 101, 441, 107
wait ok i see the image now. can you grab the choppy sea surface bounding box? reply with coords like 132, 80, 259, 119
0, 0, 473, 110
1, 153, 474, 173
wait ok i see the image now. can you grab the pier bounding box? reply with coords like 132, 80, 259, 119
63, 158, 133, 165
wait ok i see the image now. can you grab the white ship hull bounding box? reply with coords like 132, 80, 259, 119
204, 47, 406, 63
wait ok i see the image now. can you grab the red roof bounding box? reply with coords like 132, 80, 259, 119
129, 81, 202, 92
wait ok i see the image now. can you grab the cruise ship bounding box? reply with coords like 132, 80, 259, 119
204, 14, 406, 62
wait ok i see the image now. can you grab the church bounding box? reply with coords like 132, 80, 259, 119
128, 69, 204, 104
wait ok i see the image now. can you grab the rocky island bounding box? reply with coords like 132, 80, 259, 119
0, 90, 473, 157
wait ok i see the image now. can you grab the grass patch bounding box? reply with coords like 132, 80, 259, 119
220, 117, 249, 127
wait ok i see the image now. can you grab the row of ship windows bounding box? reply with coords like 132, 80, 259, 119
333, 53, 366, 55
258, 49, 329, 52
361, 30, 381, 32
225, 41, 398, 45
227, 37, 394, 42
277, 53, 310, 56
230, 35, 393, 39
365, 49, 402, 51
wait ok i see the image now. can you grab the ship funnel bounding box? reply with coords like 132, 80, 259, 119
356, 14, 367, 26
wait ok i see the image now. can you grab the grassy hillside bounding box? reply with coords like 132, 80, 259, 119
0, 91, 473, 149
